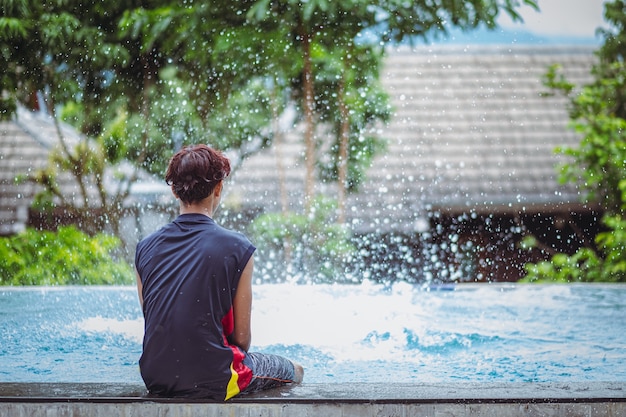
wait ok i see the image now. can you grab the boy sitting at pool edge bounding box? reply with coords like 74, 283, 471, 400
135, 144, 304, 400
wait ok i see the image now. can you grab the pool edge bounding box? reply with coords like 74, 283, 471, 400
1, 381, 624, 401
1, 382, 624, 417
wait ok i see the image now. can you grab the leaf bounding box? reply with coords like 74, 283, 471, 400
247, 0, 271, 21
0, 17, 29, 39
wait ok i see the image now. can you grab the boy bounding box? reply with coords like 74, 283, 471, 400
135, 144, 303, 400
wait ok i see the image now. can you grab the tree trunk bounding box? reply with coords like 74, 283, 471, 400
271, 83, 293, 264
337, 71, 350, 225
302, 31, 316, 214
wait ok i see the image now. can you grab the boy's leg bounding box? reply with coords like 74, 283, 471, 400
241, 352, 303, 393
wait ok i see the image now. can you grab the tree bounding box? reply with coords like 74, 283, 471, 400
0, 1, 277, 246
1, 0, 145, 239
247, 0, 538, 216
522, 0, 626, 283
246, 0, 537, 281
1, 0, 537, 272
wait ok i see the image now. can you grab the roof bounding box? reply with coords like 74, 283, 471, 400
0, 107, 168, 235
0, 46, 598, 236
0, 108, 51, 234
227, 45, 597, 233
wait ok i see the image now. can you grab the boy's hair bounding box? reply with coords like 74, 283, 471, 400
165, 144, 231, 204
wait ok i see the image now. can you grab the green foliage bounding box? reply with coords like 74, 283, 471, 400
205, 77, 275, 158
249, 197, 356, 283
246, 0, 534, 192
523, 0, 626, 283
247, 0, 537, 43
544, 62, 626, 215
542, 1, 626, 214
1, 0, 540, 282
0, 226, 134, 285
313, 42, 391, 191
522, 215, 626, 283
556, 110, 626, 213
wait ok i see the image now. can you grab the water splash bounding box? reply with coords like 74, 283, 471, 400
1, 284, 624, 383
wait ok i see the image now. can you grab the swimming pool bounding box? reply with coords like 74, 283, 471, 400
1, 283, 624, 384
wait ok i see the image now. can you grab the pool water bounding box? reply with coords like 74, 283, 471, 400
0, 283, 624, 384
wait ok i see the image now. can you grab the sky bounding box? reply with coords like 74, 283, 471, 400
438, 0, 608, 45
498, 0, 607, 40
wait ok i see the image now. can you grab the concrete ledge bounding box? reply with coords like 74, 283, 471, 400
1, 382, 624, 416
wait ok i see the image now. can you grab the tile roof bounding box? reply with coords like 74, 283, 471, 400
227, 45, 597, 233
0, 46, 598, 236
0, 109, 50, 234
0, 108, 168, 235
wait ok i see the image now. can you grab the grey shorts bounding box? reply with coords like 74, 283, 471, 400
241, 352, 297, 393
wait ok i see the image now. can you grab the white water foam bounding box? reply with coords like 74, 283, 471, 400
74, 317, 144, 344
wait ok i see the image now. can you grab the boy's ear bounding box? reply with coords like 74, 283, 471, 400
171, 185, 178, 198
214, 181, 223, 197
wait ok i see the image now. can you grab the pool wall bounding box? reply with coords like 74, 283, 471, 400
1, 382, 624, 417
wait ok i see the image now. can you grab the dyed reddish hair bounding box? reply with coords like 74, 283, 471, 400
165, 144, 231, 204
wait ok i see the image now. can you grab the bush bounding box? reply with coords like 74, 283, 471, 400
523, 3, 626, 283
521, 214, 626, 283
249, 197, 356, 283
0, 226, 134, 285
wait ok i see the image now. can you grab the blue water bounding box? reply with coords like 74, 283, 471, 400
0, 283, 624, 383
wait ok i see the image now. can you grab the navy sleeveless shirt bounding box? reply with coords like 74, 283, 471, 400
135, 213, 256, 400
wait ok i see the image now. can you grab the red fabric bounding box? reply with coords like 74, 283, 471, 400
222, 307, 253, 391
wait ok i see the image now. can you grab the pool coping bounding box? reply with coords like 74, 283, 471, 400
1, 382, 624, 404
